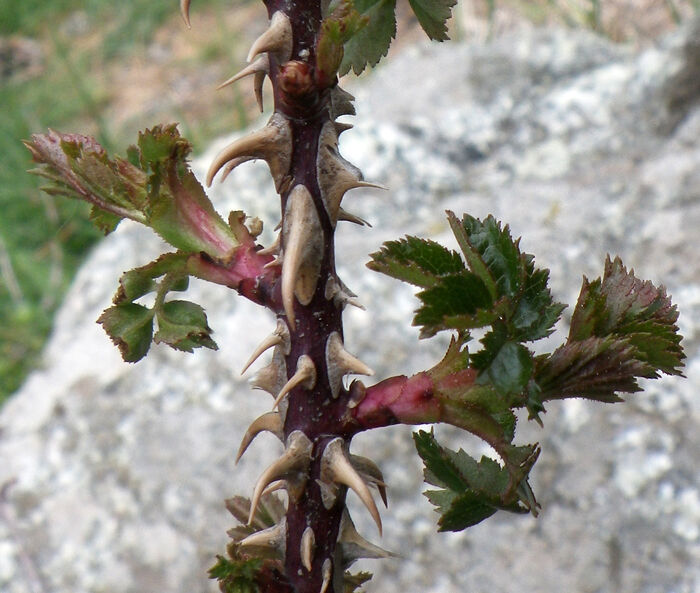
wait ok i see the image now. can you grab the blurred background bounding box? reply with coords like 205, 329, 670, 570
0, 0, 698, 405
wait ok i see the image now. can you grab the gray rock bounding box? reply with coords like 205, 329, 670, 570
2, 17, 699, 593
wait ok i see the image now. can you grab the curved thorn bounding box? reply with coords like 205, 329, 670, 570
180, 0, 192, 28
206, 113, 291, 188
250, 349, 286, 396
337, 208, 372, 226
338, 509, 396, 565
217, 55, 268, 90
257, 233, 281, 256
235, 411, 283, 463
272, 354, 316, 409
241, 334, 283, 375
239, 518, 287, 556
326, 332, 373, 398
261, 479, 287, 496
322, 438, 382, 535
301, 526, 315, 572
247, 11, 293, 63
320, 559, 332, 593
351, 454, 387, 507
249, 431, 312, 524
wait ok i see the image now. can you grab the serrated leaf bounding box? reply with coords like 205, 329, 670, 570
436, 491, 500, 531
114, 253, 189, 304
569, 256, 684, 376
482, 341, 534, 396
339, 0, 396, 76
407, 0, 457, 41
415, 271, 495, 337
535, 336, 644, 402
154, 300, 218, 352
367, 236, 465, 287
511, 265, 566, 341
89, 205, 122, 234
413, 429, 468, 491
208, 555, 261, 593
97, 304, 154, 362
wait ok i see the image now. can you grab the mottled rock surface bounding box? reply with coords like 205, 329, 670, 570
1, 18, 699, 593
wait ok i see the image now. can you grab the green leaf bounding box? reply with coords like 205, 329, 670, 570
154, 300, 218, 353
407, 0, 457, 41
367, 236, 465, 288
415, 272, 495, 337
511, 265, 566, 341
97, 304, 154, 362
414, 430, 538, 532
114, 253, 189, 304
317, 0, 369, 79
339, 0, 396, 76
413, 429, 468, 491
208, 556, 261, 593
482, 341, 534, 396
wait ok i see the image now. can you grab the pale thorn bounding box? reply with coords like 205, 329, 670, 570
272, 354, 316, 409
330, 86, 356, 117
281, 184, 323, 326
334, 121, 353, 136
235, 411, 283, 463
338, 509, 396, 565
180, 0, 192, 28
220, 156, 252, 182
250, 349, 286, 395
337, 208, 371, 227
257, 233, 280, 256
300, 526, 316, 571
263, 256, 282, 270
239, 517, 287, 556
320, 559, 332, 593
217, 55, 269, 90
254, 70, 265, 112
351, 454, 388, 507
241, 320, 291, 374
326, 332, 374, 398
206, 113, 291, 188
261, 479, 287, 496
321, 438, 382, 535
247, 11, 293, 63
248, 431, 312, 524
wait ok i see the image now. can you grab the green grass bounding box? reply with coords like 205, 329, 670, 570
0, 0, 239, 406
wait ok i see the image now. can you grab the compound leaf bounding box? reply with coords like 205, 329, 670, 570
339, 0, 396, 76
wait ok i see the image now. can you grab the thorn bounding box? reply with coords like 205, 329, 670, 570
247, 11, 293, 63
330, 86, 356, 118
250, 348, 286, 396
335, 121, 353, 136
261, 479, 287, 496
325, 332, 374, 399
324, 277, 365, 311
249, 431, 312, 524
337, 208, 372, 227
301, 526, 315, 571
180, 0, 192, 28
338, 509, 396, 567
321, 438, 382, 536
241, 335, 282, 375
217, 55, 269, 90
239, 517, 287, 558
351, 454, 388, 507
272, 354, 316, 409
257, 233, 280, 256
254, 70, 266, 112
235, 411, 284, 463
281, 185, 324, 328
320, 559, 332, 593
241, 320, 290, 375
206, 113, 291, 190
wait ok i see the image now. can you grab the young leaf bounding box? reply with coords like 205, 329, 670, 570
407, 0, 458, 41
367, 236, 465, 288
317, 0, 369, 80
208, 555, 262, 593
339, 0, 396, 76
97, 304, 154, 362
154, 300, 218, 353
114, 253, 189, 304
569, 256, 684, 376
